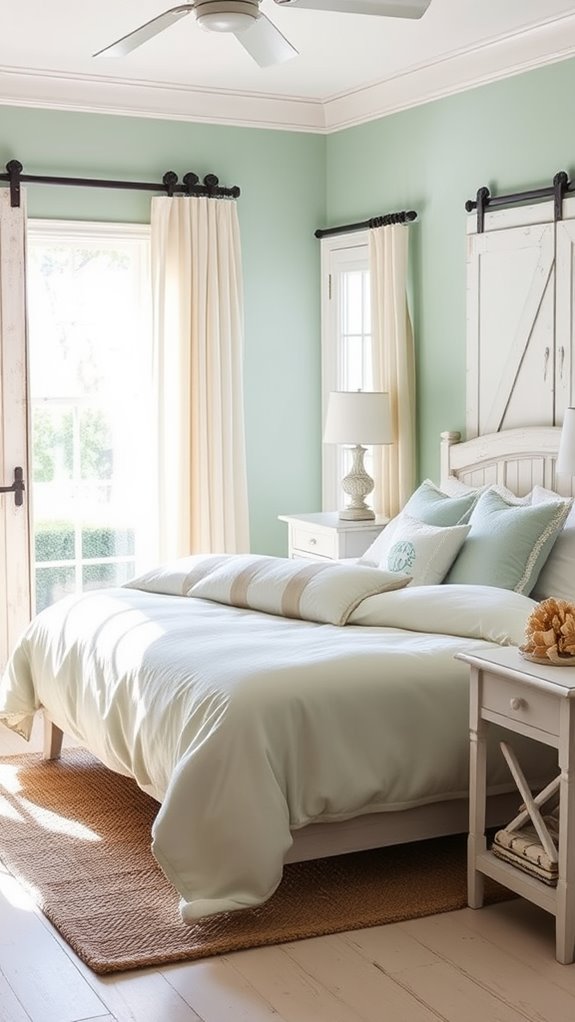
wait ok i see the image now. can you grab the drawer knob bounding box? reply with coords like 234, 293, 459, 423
510, 697, 525, 712
309, 537, 317, 545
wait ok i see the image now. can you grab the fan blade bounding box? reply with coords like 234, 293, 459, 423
273, 0, 431, 19
93, 5, 195, 57
235, 12, 298, 67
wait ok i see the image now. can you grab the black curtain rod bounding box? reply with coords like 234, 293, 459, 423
465, 171, 573, 233
315, 209, 417, 239
0, 160, 240, 208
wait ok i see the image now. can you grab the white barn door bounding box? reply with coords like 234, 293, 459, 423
0, 190, 31, 670
467, 197, 575, 440
466, 206, 556, 438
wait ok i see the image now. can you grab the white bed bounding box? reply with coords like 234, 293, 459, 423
0, 426, 571, 921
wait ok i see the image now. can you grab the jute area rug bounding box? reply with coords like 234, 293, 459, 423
0, 749, 508, 975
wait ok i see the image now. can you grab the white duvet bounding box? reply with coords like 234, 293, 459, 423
0, 571, 556, 921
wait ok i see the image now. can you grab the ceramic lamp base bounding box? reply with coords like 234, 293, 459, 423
339, 506, 376, 521
339, 444, 376, 522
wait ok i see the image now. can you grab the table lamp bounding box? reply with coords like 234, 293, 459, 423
323, 390, 392, 521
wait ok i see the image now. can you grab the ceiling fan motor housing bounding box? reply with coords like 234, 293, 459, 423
195, 0, 260, 33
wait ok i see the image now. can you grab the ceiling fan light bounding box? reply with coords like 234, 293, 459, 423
198, 11, 255, 31
196, 1, 260, 33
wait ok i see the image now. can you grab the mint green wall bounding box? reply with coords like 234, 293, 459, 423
4, 57, 575, 552
0, 106, 326, 554
325, 57, 575, 483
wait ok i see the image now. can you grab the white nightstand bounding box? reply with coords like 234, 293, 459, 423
278, 512, 387, 562
457, 646, 575, 964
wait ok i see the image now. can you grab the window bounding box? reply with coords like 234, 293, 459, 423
321, 233, 373, 510
27, 221, 156, 613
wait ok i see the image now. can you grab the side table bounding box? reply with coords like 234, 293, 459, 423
457, 645, 575, 964
278, 511, 387, 562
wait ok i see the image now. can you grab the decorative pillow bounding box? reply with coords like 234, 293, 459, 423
359, 479, 477, 567
186, 554, 411, 626
403, 478, 479, 526
529, 485, 575, 602
359, 514, 470, 586
445, 489, 572, 594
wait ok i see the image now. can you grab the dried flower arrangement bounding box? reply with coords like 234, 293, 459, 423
521, 598, 575, 665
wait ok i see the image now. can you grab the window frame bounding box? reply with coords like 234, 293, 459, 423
320, 230, 370, 510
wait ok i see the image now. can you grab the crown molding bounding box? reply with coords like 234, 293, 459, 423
324, 10, 575, 131
0, 12, 574, 135
0, 66, 326, 133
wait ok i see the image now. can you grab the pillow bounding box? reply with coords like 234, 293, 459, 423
529, 485, 575, 602
186, 554, 411, 626
125, 554, 230, 596
359, 479, 477, 566
349, 584, 538, 647
403, 478, 479, 526
441, 476, 529, 504
445, 488, 572, 594
358, 513, 470, 586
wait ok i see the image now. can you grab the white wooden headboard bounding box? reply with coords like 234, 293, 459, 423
440, 426, 575, 498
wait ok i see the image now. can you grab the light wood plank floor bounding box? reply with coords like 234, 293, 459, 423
1, 724, 574, 1022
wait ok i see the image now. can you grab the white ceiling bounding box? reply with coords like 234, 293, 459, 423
2, 0, 575, 131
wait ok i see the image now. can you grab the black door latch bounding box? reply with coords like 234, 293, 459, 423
0, 467, 25, 507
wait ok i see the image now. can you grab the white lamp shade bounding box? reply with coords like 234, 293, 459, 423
323, 391, 392, 446
557, 407, 575, 477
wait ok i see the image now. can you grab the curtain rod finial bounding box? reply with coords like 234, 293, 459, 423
162, 171, 179, 197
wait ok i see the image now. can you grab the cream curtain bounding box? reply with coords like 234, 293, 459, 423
151, 196, 250, 560
369, 224, 416, 519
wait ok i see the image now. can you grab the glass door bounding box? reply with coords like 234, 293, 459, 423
0, 192, 30, 670
27, 221, 156, 614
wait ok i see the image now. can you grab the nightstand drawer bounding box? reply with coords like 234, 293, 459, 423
482, 672, 560, 737
291, 526, 337, 559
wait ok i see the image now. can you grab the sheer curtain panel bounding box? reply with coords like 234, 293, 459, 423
151, 196, 250, 559
369, 224, 416, 519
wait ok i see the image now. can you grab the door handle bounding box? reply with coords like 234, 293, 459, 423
0, 467, 25, 507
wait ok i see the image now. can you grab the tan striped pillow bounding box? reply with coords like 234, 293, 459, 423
186, 554, 410, 626
125, 554, 231, 596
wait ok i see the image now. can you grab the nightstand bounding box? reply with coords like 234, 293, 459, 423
278, 512, 387, 562
457, 646, 575, 964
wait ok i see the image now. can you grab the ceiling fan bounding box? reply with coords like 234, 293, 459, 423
93, 0, 432, 69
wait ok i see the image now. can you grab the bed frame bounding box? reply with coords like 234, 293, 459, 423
43, 425, 570, 865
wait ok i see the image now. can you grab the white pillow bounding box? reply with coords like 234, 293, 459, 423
359, 513, 470, 586
529, 485, 575, 602
441, 476, 530, 504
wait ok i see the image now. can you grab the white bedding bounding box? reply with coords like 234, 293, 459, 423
0, 570, 556, 921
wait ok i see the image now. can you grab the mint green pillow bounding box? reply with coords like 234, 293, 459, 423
445, 488, 573, 594
404, 479, 478, 526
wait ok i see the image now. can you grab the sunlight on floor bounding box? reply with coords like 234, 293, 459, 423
0, 866, 36, 911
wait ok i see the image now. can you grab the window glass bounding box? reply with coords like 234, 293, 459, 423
27, 224, 155, 613
322, 237, 373, 509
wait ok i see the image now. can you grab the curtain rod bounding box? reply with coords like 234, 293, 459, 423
465, 171, 573, 233
0, 160, 240, 209
315, 209, 417, 239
